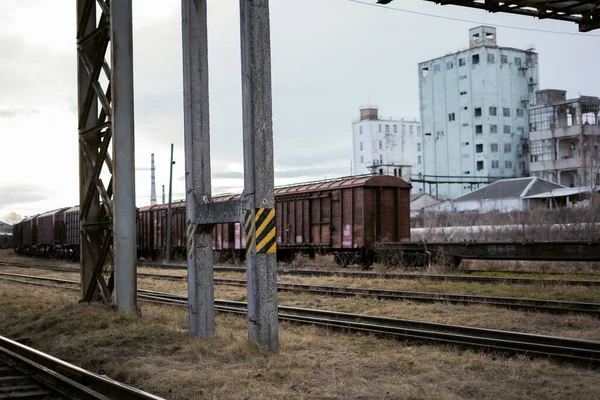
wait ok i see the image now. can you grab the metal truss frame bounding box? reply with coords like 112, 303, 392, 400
76, 0, 137, 312
380, 1, 600, 32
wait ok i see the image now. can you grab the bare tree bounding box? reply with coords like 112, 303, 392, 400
3, 211, 23, 225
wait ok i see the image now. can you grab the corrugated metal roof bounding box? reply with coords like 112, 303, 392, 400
455, 177, 565, 202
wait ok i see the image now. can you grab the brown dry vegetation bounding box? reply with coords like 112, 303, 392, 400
1, 281, 599, 400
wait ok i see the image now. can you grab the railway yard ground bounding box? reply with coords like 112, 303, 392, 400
1, 250, 600, 399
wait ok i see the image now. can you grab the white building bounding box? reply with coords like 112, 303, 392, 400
528, 90, 600, 187
351, 107, 422, 191
419, 26, 539, 199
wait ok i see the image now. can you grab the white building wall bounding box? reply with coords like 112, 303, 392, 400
352, 111, 422, 192
419, 26, 539, 200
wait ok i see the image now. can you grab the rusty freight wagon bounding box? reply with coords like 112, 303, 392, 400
36, 208, 69, 255
137, 175, 411, 266
272, 175, 411, 266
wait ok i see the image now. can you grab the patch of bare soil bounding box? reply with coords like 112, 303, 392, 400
1, 281, 598, 400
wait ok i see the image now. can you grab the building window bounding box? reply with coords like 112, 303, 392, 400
359, 126, 363, 135
459, 75, 467, 80
459, 58, 466, 67
418, 156, 422, 164
425, 132, 432, 142
462, 123, 469, 127
504, 125, 511, 134
360, 156, 364, 163
490, 143, 498, 153
378, 124, 382, 132
475, 125, 483, 134
446, 61, 454, 70
504, 143, 512, 153
385, 124, 390, 133
402, 125, 406, 134
514, 57, 522, 66
393, 124, 397, 133
474, 108, 482, 117
503, 107, 511, 117
462, 154, 470, 159
491, 160, 499, 169
505, 161, 513, 169
379, 141, 382, 149
360, 142, 363, 151
501, 54, 508, 64
487, 53, 495, 63
489, 106, 497, 116
433, 64, 441, 72
380, 155, 383, 163
517, 127, 525, 136
448, 113, 456, 122
379, 168, 383, 175
417, 126, 421, 135
477, 161, 484, 171
472, 54, 480, 64
460, 91, 467, 96
476, 144, 483, 153
409, 125, 413, 134
417, 143, 421, 152
464, 171, 471, 175
517, 108, 524, 117
490, 124, 498, 133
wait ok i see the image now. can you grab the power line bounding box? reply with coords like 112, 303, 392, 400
347, 0, 600, 38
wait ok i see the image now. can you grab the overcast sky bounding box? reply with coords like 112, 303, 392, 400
1, 0, 599, 220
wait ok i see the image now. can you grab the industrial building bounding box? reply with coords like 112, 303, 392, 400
419, 26, 539, 199
351, 107, 422, 192
528, 90, 600, 187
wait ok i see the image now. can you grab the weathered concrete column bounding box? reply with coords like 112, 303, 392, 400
240, 0, 279, 351
182, 0, 215, 336
111, 0, 138, 312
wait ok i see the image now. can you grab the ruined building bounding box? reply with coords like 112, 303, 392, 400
528, 90, 600, 187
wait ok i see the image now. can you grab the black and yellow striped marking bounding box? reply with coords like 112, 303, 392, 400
244, 208, 276, 254
186, 221, 195, 259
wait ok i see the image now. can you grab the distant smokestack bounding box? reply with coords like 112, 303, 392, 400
150, 154, 157, 205
162, 185, 165, 204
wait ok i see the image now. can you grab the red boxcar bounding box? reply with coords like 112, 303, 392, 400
137, 175, 411, 266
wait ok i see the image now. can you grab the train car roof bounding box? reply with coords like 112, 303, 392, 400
37, 207, 70, 218
274, 175, 411, 195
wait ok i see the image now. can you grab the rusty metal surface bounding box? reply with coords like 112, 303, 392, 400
36, 208, 69, 246
415, 1, 600, 32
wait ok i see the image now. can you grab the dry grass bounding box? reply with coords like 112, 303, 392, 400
1, 281, 599, 400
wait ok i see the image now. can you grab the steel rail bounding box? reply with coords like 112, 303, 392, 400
3, 260, 600, 286
138, 263, 600, 286
0, 335, 164, 399
2, 274, 599, 364
2, 270, 600, 317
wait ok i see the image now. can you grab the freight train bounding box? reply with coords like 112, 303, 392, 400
12, 175, 412, 267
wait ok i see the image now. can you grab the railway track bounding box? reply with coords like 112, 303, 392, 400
2, 266, 600, 317
2, 273, 600, 364
145, 263, 600, 287
3, 259, 600, 286
0, 334, 163, 399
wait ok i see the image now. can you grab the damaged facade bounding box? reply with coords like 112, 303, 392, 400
419, 26, 539, 200
528, 90, 600, 187
352, 106, 422, 192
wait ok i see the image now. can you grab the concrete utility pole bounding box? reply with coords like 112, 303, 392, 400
76, 0, 137, 312
166, 143, 175, 263
240, 0, 279, 351
182, 0, 223, 337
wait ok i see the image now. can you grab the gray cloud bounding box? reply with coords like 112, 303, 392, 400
0, 184, 50, 207
0, 108, 39, 118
